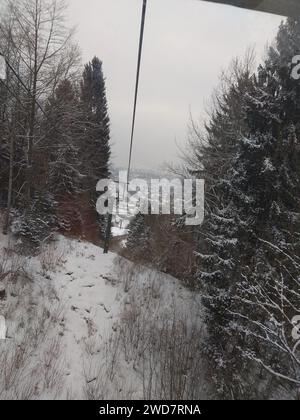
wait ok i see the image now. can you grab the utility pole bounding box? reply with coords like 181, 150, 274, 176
103, 183, 115, 254
103, 213, 113, 254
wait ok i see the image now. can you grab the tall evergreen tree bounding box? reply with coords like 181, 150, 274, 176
45, 80, 83, 198
196, 19, 300, 398
80, 57, 111, 239
42, 79, 84, 232
80, 57, 111, 192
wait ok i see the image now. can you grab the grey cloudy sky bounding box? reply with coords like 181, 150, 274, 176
67, 0, 283, 171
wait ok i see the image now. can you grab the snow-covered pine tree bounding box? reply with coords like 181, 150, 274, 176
43, 79, 84, 232
186, 58, 256, 398
46, 80, 83, 197
229, 18, 300, 396
80, 57, 111, 187
80, 57, 111, 238
197, 19, 300, 399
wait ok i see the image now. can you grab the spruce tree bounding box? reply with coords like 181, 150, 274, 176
43, 79, 84, 232
80, 57, 111, 191
197, 19, 300, 398
45, 80, 83, 197
80, 57, 111, 239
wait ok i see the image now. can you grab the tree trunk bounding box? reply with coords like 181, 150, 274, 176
3, 125, 15, 235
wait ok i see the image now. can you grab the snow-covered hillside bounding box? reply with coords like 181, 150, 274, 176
0, 235, 207, 400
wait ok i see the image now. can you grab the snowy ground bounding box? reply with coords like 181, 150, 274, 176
0, 235, 207, 400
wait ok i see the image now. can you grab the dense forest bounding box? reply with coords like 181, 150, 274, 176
0, 0, 111, 249
126, 19, 300, 398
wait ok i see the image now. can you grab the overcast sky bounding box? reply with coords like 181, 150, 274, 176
67, 0, 283, 171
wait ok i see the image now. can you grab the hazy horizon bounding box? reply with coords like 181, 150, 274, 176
67, 0, 283, 171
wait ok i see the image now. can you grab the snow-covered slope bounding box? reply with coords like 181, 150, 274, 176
0, 235, 207, 400
52, 238, 121, 398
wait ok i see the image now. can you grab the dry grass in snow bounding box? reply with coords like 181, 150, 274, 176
0, 235, 207, 400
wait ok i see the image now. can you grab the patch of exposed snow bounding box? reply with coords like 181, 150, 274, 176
111, 227, 128, 237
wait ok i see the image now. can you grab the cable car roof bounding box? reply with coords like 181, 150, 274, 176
201, 1, 300, 17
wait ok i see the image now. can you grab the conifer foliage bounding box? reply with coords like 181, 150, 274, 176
80, 57, 111, 196
0, 0, 111, 247
80, 57, 111, 237
196, 19, 300, 398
